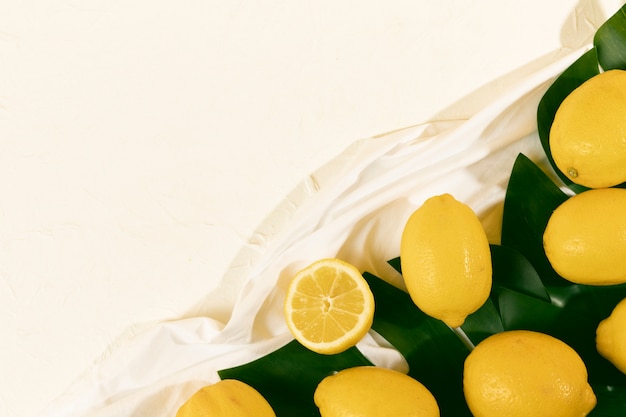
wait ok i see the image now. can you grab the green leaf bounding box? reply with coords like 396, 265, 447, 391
501, 153, 569, 286
387, 256, 402, 274
590, 384, 626, 416
363, 272, 472, 417
461, 244, 550, 345
546, 281, 626, 323
536, 49, 600, 192
490, 244, 550, 302
459, 245, 542, 346
218, 340, 373, 417
594, 5, 626, 71
496, 287, 562, 332
460, 298, 502, 346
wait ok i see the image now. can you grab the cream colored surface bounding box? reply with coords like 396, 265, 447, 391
0, 1, 622, 416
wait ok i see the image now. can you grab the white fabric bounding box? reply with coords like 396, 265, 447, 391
40, 1, 624, 416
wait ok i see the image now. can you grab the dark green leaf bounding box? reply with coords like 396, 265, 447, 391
218, 340, 373, 417
459, 245, 543, 345
490, 244, 550, 302
460, 298, 502, 345
387, 256, 402, 274
363, 272, 472, 417
501, 153, 569, 287
545, 282, 626, 323
589, 384, 626, 416
461, 244, 550, 345
594, 5, 626, 71
497, 287, 561, 332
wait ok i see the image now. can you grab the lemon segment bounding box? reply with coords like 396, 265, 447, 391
175, 379, 276, 417
400, 193, 492, 327
284, 258, 375, 355
314, 366, 440, 417
549, 69, 626, 188
596, 297, 626, 375
463, 330, 596, 417
543, 187, 626, 285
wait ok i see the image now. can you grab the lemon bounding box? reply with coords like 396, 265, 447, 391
313, 366, 440, 417
283, 258, 375, 355
596, 297, 626, 375
549, 69, 626, 188
543, 187, 626, 285
400, 193, 492, 327
175, 379, 276, 417
463, 330, 596, 417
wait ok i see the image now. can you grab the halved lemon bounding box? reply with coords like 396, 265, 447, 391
283, 258, 375, 355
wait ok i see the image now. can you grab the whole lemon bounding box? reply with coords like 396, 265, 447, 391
400, 193, 492, 327
313, 366, 440, 417
596, 297, 626, 375
175, 379, 276, 417
463, 330, 596, 417
549, 69, 626, 188
543, 187, 626, 285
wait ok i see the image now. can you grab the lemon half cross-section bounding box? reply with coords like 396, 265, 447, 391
284, 258, 375, 355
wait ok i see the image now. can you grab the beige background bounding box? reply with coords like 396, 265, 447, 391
1, 1, 622, 416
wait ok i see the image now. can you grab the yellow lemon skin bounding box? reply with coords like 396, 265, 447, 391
400, 193, 492, 327
597, 297, 626, 375
549, 69, 626, 188
175, 379, 276, 417
314, 366, 440, 417
543, 187, 626, 285
463, 330, 597, 417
